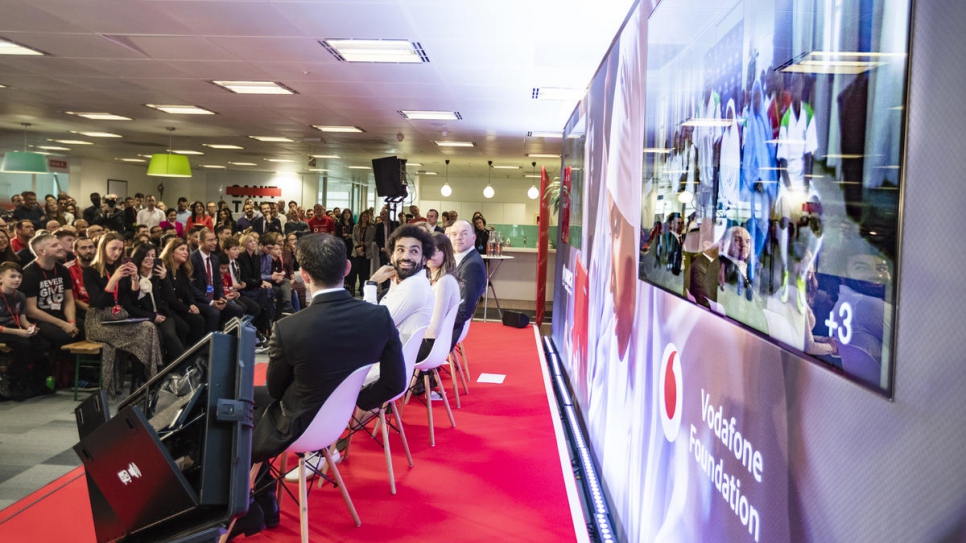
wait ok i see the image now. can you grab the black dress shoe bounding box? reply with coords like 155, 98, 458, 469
228, 499, 265, 541
254, 492, 280, 529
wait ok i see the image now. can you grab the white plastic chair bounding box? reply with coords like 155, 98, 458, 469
406, 303, 459, 446
446, 319, 472, 405
348, 324, 427, 495
286, 364, 372, 540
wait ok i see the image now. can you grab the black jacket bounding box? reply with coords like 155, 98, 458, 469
251, 289, 405, 462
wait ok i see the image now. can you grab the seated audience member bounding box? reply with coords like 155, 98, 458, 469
416, 233, 461, 362
54, 228, 76, 264
186, 226, 202, 252
160, 208, 184, 238
0, 261, 50, 398
235, 203, 258, 232
186, 200, 213, 233
363, 224, 435, 344
127, 242, 186, 363
83, 233, 163, 397
216, 208, 236, 234
13, 191, 47, 230
65, 237, 95, 330
222, 237, 261, 324
260, 234, 295, 316
236, 233, 405, 539
264, 203, 283, 234
237, 232, 275, 338
447, 220, 487, 348
73, 219, 89, 238
283, 211, 308, 236
0, 230, 20, 264
11, 220, 34, 253
190, 229, 244, 331
23, 232, 82, 349
160, 238, 207, 345
282, 233, 305, 309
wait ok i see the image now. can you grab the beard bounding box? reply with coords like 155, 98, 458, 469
394, 258, 424, 280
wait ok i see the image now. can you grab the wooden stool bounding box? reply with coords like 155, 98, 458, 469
62, 341, 104, 401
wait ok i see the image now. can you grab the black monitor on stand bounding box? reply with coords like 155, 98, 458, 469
73, 321, 257, 543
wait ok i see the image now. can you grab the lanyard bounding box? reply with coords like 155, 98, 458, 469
1, 291, 21, 328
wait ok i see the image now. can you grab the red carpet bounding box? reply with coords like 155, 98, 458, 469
0, 323, 579, 542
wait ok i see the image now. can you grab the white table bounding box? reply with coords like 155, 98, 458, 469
480, 255, 514, 322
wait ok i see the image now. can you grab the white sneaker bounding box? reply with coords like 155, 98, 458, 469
430, 391, 443, 401
283, 449, 341, 482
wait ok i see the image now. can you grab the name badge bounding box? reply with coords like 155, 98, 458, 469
206, 285, 214, 294
50, 302, 61, 311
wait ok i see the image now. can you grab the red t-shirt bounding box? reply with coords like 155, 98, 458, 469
308, 215, 335, 234
10, 237, 26, 253
65, 261, 89, 304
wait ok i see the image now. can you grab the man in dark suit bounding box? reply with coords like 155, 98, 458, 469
447, 219, 487, 349
241, 233, 405, 537
373, 207, 399, 267
188, 228, 243, 331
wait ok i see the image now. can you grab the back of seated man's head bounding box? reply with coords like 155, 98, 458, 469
296, 234, 346, 289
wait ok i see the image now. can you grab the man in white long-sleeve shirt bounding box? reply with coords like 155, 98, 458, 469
362, 223, 435, 344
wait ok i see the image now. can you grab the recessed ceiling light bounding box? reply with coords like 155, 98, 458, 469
528, 131, 562, 139
418, 171, 438, 175
524, 174, 542, 178
406, 162, 422, 167
321, 39, 427, 63
35, 145, 70, 151
310, 154, 341, 159
312, 126, 364, 133
526, 153, 561, 158
0, 84, 6, 89
264, 158, 294, 163
201, 164, 227, 169
66, 112, 132, 121
70, 131, 122, 138
211, 81, 296, 95
172, 150, 204, 156
400, 110, 460, 120
228, 162, 258, 166
434, 141, 475, 148
308, 168, 329, 172
493, 165, 520, 170
145, 104, 216, 115
117, 158, 146, 163
348, 166, 372, 170
531, 87, 583, 101
137, 154, 153, 159
0, 38, 45, 56
203, 144, 244, 150
249, 136, 294, 142
49, 139, 93, 145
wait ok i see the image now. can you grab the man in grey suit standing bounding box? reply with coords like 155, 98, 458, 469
238, 233, 405, 538
448, 220, 487, 349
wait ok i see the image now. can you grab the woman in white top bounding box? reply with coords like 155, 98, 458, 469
417, 232, 461, 362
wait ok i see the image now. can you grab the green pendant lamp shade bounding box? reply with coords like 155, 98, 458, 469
148, 127, 192, 177
147, 153, 192, 177
2, 123, 50, 174
1, 150, 49, 174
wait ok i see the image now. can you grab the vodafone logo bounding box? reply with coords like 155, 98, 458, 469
659, 343, 683, 442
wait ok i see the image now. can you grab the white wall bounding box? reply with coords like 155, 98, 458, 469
414, 173, 549, 225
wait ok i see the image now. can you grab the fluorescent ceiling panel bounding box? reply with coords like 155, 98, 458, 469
434, 141, 475, 148
172, 150, 204, 155
49, 139, 93, 145
526, 153, 561, 158
249, 136, 294, 142
66, 112, 132, 121
312, 126, 364, 133
146, 104, 216, 115
0, 38, 45, 56
322, 39, 425, 63
401, 110, 459, 120
72, 131, 122, 138
203, 144, 244, 149
311, 154, 341, 159
211, 80, 296, 95
229, 161, 258, 166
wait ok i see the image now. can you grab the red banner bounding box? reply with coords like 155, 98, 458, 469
536, 166, 551, 326
225, 185, 282, 198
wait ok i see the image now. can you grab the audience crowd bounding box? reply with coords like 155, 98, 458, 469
0, 189, 485, 403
